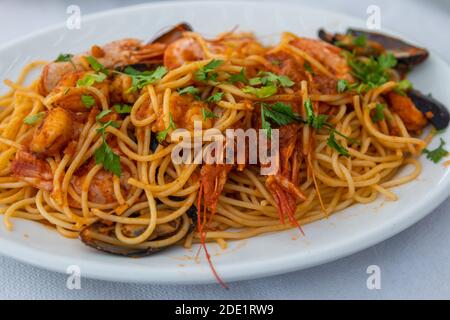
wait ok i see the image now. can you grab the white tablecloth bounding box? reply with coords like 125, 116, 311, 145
0, 0, 449, 300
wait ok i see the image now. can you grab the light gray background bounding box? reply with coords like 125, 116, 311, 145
0, 0, 449, 300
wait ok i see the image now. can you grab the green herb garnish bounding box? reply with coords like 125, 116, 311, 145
194, 59, 223, 83
24, 112, 45, 125
156, 113, 176, 143
81, 94, 95, 109
202, 108, 219, 121
76, 72, 107, 87
371, 103, 385, 122
114, 104, 132, 114
85, 56, 109, 75
122, 66, 167, 92
423, 138, 448, 163
228, 69, 248, 84
55, 53, 74, 63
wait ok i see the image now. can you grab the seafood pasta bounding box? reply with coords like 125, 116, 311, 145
0, 24, 448, 276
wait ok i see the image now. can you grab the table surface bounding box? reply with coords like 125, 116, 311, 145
0, 0, 449, 300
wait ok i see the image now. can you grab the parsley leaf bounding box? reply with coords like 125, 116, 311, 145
371, 103, 385, 122
114, 104, 132, 114
206, 92, 223, 103
353, 34, 367, 48
177, 86, 200, 96
327, 131, 350, 157
85, 56, 109, 75
304, 62, 315, 75
202, 108, 219, 121
347, 53, 397, 92
24, 112, 45, 125
394, 79, 413, 95
242, 85, 277, 98
76, 72, 107, 87
123, 66, 167, 92
423, 138, 448, 163
81, 94, 95, 109
194, 59, 223, 83
96, 109, 112, 122
248, 72, 294, 88
260, 102, 302, 136
55, 53, 74, 62
156, 113, 176, 143
94, 119, 121, 176
337, 79, 349, 93
228, 69, 248, 84
94, 140, 121, 177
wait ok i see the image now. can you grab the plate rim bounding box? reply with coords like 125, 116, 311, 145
1, 0, 450, 284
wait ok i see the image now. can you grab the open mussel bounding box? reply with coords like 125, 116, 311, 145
150, 22, 193, 45
407, 89, 450, 130
80, 205, 197, 257
318, 28, 429, 69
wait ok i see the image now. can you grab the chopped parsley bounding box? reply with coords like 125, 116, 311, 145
242, 85, 277, 99
76, 72, 107, 87
96, 109, 113, 122
194, 59, 223, 83
304, 98, 357, 155
206, 92, 223, 103
114, 104, 132, 114
122, 66, 167, 92
337, 79, 349, 93
156, 113, 176, 143
202, 108, 219, 121
346, 53, 397, 93
260, 102, 302, 136
327, 131, 350, 157
85, 56, 109, 75
94, 119, 121, 177
228, 69, 248, 84
81, 94, 95, 109
393, 79, 413, 96
423, 138, 448, 163
353, 34, 367, 48
371, 103, 385, 122
23, 112, 45, 125
248, 72, 294, 88
177, 86, 200, 96
55, 53, 74, 62
304, 62, 315, 75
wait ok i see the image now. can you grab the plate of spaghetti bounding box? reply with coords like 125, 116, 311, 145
1, 1, 450, 285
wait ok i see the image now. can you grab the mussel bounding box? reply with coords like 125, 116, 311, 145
408, 89, 450, 130
150, 22, 192, 45
79, 205, 197, 257
318, 27, 449, 131
318, 28, 429, 69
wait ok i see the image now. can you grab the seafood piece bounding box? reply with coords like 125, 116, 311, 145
79, 221, 161, 257
200, 164, 233, 214
290, 37, 353, 82
30, 107, 73, 156
52, 71, 110, 112
386, 91, 428, 131
318, 28, 429, 68
150, 22, 193, 45
11, 150, 53, 191
407, 89, 450, 130
163, 37, 205, 70
265, 124, 306, 222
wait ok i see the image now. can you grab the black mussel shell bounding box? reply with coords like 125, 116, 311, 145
408, 89, 449, 130
150, 22, 193, 45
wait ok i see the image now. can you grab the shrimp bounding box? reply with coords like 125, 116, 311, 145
30, 107, 73, 157
152, 92, 213, 133
39, 39, 166, 95
386, 91, 428, 131
52, 71, 110, 112
163, 37, 205, 70
290, 37, 353, 82
265, 124, 306, 225
11, 151, 53, 191
199, 164, 233, 214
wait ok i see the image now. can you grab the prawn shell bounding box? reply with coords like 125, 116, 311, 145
408, 89, 450, 130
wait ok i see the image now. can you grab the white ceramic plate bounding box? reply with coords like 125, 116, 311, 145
1, 1, 450, 285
